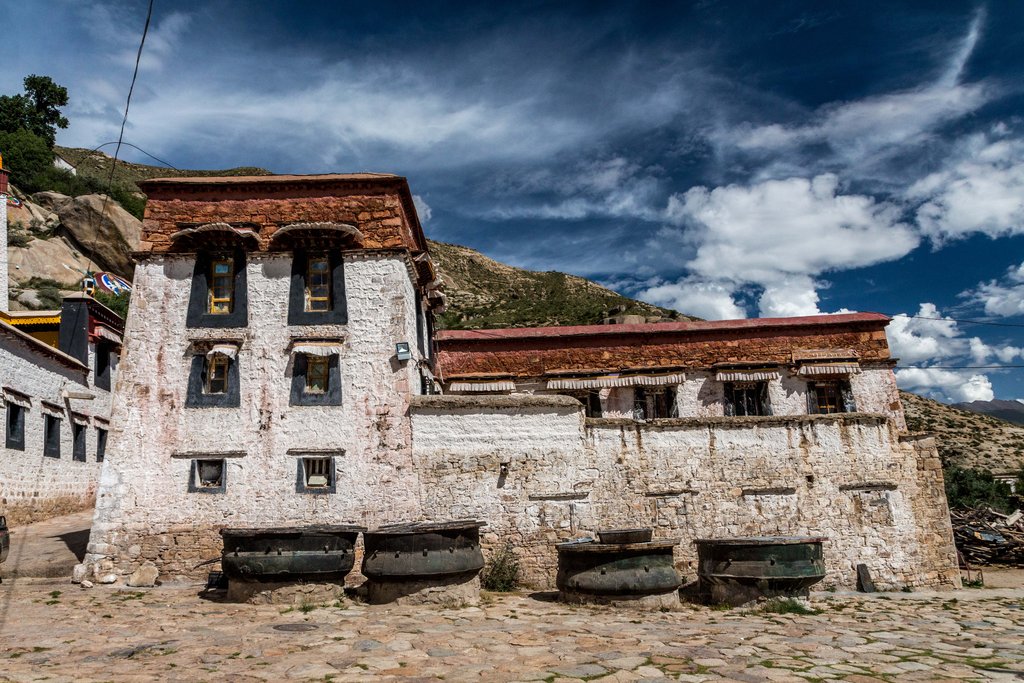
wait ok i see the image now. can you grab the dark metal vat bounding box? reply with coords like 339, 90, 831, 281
362, 520, 485, 580
220, 525, 365, 583
695, 536, 827, 605
597, 528, 653, 545
556, 535, 681, 598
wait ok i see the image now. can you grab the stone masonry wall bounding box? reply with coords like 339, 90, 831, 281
85, 252, 425, 581
410, 396, 960, 591
1, 330, 105, 525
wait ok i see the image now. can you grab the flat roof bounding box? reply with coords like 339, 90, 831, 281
437, 312, 891, 342
138, 173, 403, 187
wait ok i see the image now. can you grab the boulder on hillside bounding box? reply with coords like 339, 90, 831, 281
8, 196, 61, 233
9, 236, 94, 287
50, 194, 141, 277
29, 191, 73, 214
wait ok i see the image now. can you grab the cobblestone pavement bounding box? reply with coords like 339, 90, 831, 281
0, 579, 1022, 682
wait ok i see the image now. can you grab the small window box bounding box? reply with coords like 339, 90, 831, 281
188, 459, 226, 493
296, 456, 335, 494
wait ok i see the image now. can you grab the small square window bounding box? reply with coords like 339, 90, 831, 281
296, 456, 336, 494
96, 427, 108, 462
72, 422, 87, 462
206, 355, 230, 394
209, 258, 234, 314
5, 402, 26, 451
304, 355, 329, 394
44, 414, 61, 458
189, 459, 226, 493
305, 255, 331, 312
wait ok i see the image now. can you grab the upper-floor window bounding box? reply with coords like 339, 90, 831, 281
634, 386, 677, 420
72, 422, 87, 462
186, 345, 241, 408
205, 355, 230, 394
288, 250, 347, 325
306, 255, 331, 312
186, 250, 248, 329
209, 258, 235, 314
94, 341, 114, 392
725, 381, 770, 416
808, 380, 856, 414
96, 427, 108, 462
290, 346, 342, 406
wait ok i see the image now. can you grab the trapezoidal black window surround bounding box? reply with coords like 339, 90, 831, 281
288, 249, 348, 326
185, 352, 241, 408
186, 249, 249, 329
188, 458, 227, 494
290, 352, 342, 407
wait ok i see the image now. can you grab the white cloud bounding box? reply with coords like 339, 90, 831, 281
412, 195, 432, 223
651, 174, 918, 317
910, 135, 1024, 243
639, 278, 746, 320
962, 261, 1024, 318
887, 304, 963, 364
895, 367, 994, 403
724, 10, 990, 171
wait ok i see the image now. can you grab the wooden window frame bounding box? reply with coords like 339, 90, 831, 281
305, 254, 332, 312
304, 355, 330, 395
725, 381, 771, 417
288, 250, 347, 325
296, 456, 336, 494
5, 402, 26, 451
209, 258, 235, 314
205, 355, 230, 395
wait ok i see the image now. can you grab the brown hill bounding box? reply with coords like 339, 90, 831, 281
428, 239, 695, 330
901, 390, 1024, 473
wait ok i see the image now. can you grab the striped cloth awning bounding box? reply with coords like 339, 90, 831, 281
206, 343, 239, 360
292, 343, 343, 357
546, 373, 686, 390
449, 380, 516, 392
798, 362, 861, 376
714, 370, 780, 382
93, 326, 122, 344
2, 388, 32, 408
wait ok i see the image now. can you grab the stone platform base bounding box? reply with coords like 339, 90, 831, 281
559, 590, 681, 610
226, 580, 346, 605
700, 581, 812, 608
365, 573, 480, 606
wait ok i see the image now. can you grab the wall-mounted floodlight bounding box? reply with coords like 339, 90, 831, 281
395, 342, 412, 361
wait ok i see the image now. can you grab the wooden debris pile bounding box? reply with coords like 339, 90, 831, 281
952, 508, 1024, 566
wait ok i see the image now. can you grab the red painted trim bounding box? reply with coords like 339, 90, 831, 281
437, 312, 890, 342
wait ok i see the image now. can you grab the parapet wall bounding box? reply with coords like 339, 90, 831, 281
409, 395, 960, 590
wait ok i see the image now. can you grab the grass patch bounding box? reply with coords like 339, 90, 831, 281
760, 598, 821, 615
480, 541, 521, 591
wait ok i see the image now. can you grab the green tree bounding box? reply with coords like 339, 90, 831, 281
0, 128, 53, 185
0, 75, 69, 147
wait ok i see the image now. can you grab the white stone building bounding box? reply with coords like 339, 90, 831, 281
82, 174, 960, 591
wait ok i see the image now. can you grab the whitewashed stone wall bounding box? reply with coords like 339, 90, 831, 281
86, 252, 427, 579
1, 330, 108, 524
1, 186, 8, 312
410, 395, 959, 591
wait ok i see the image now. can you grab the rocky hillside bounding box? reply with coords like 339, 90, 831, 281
901, 390, 1024, 472
54, 146, 271, 188
429, 240, 694, 329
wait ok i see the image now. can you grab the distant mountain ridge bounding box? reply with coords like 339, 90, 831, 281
954, 399, 1024, 426
901, 391, 1024, 473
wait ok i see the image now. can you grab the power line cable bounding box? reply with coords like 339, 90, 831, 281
890, 314, 1024, 329
106, 0, 155, 190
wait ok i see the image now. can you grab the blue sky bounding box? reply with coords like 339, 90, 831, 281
5, 1, 1024, 403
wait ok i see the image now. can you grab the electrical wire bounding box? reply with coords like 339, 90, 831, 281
106, 0, 155, 190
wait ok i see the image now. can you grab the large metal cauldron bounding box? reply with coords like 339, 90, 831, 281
362, 520, 485, 580
695, 536, 826, 605
220, 525, 365, 583
556, 532, 681, 599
